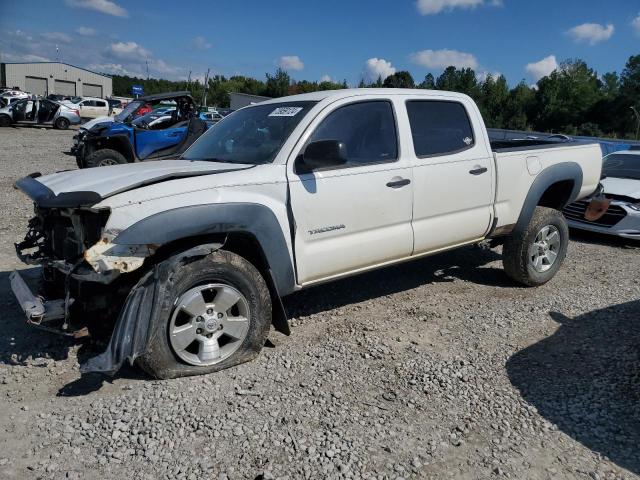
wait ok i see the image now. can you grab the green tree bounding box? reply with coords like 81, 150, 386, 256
418, 73, 435, 89
264, 68, 291, 98
382, 71, 415, 88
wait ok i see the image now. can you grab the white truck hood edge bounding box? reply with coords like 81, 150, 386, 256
602, 177, 640, 200
36, 160, 253, 199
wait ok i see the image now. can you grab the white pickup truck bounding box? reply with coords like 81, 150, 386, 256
10, 88, 602, 379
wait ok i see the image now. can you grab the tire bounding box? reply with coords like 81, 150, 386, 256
84, 148, 128, 168
502, 206, 569, 287
136, 249, 272, 379
0, 115, 11, 127
54, 117, 70, 130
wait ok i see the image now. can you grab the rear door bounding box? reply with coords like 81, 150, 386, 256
288, 97, 414, 284
406, 97, 494, 253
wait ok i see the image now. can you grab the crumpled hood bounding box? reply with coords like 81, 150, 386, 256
80, 116, 114, 131
602, 177, 640, 200
36, 160, 253, 199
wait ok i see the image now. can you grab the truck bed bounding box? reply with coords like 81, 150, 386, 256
491, 141, 603, 230
490, 138, 593, 153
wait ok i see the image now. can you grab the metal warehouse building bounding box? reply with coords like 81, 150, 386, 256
0, 62, 112, 98
229, 92, 271, 110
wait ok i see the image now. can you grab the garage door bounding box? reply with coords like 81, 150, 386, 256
83, 83, 103, 98
55, 79, 76, 96
25, 76, 47, 96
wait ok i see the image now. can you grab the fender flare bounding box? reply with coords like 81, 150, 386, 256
113, 203, 297, 296
515, 162, 583, 233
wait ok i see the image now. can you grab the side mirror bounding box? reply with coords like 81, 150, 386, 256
299, 140, 348, 171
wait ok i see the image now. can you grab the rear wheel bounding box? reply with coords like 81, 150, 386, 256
502, 206, 569, 286
0, 115, 11, 127
54, 117, 70, 130
85, 148, 127, 168
136, 249, 272, 379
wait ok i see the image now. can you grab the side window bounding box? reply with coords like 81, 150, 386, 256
80, 101, 90, 107
96, 101, 107, 107
406, 100, 475, 157
308, 101, 397, 166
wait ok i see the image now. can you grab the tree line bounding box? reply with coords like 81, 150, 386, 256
110, 54, 640, 139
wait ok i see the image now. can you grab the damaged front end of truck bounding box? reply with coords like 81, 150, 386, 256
10, 174, 168, 373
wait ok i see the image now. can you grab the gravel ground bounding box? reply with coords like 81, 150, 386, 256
0, 126, 639, 480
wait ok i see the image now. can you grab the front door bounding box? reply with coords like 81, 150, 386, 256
406, 98, 494, 253
135, 126, 187, 159
289, 98, 414, 284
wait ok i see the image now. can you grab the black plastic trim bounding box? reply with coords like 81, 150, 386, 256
114, 203, 296, 295
14, 175, 102, 208
515, 162, 583, 233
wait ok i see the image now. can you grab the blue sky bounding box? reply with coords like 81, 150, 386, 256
1, 0, 639, 86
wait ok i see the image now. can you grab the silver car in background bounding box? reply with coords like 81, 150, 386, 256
0, 97, 81, 129
563, 149, 640, 240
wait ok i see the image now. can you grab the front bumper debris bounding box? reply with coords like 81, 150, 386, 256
9, 270, 87, 337
10, 270, 65, 324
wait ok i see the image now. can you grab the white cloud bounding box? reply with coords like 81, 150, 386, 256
567, 23, 614, 45
2, 52, 51, 63
320, 74, 332, 83
41, 32, 73, 44
191, 36, 212, 51
410, 49, 478, 69
362, 58, 396, 83
76, 26, 97, 36
278, 55, 304, 71
88, 62, 138, 76
632, 14, 640, 34
476, 70, 501, 82
106, 41, 152, 61
65, 0, 128, 17
416, 0, 501, 15
525, 55, 558, 82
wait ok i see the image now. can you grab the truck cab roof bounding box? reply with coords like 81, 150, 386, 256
259, 88, 472, 105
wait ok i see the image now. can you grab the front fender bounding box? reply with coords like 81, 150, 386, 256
113, 203, 296, 295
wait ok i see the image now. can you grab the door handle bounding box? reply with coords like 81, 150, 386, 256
386, 178, 411, 188
469, 167, 488, 175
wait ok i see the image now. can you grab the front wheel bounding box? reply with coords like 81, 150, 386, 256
84, 148, 127, 168
502, 206, 569, 287
136, 249, 272, 379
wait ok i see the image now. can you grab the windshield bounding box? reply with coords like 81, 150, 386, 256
114, 100, 143, 122
182, 101, 317, 164
603, 153, 640, 181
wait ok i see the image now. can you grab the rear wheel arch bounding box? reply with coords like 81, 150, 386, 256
515, 162, 583, 233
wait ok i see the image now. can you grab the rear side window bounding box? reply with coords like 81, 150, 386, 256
406, 100, 475, 157
96, 101, 107, 107
308, 101, 398, 166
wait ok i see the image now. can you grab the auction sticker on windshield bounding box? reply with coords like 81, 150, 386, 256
269, 106, 304, 117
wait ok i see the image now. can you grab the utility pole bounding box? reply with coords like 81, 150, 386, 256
631, 107, 640, 141
56, 45, 60, 62
187, 70, 191, 91
202, 68, 210, 107
145, 59, 149, 80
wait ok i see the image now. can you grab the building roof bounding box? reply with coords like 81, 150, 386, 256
1, 62, 112, 78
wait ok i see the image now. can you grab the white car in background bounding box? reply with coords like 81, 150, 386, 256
563, 149, 640, 240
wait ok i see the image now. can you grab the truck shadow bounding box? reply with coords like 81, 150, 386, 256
506, 301, 640, 476
284, 245, 511, 318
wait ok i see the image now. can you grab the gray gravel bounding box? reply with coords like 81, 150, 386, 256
0, 126, 639, 479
